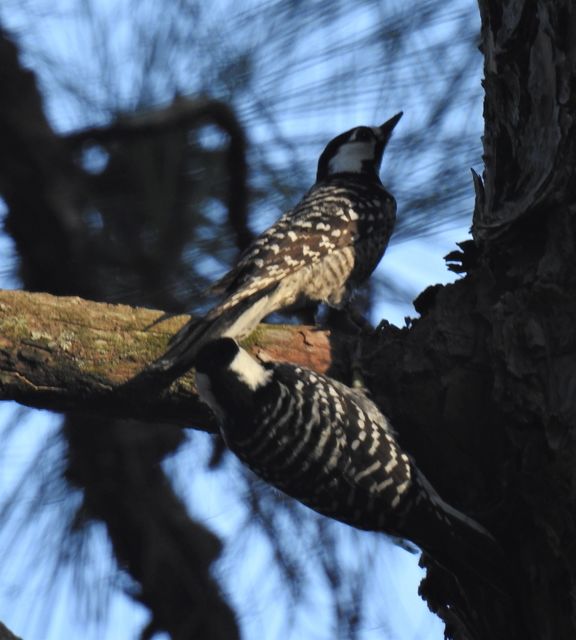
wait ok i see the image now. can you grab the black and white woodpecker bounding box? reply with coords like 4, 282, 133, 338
151, 113, 403, 378
194, 338, 507, 588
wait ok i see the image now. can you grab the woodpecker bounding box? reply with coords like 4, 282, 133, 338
194, 338, 507, 589
151, 113, 402, 378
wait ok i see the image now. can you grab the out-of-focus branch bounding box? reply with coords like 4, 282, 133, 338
66, 97, 253, 251
0, 289, 333, 429
0, 28, 95, 296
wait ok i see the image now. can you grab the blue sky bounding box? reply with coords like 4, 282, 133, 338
0, 214, 467, 640
0, 2, 482, 638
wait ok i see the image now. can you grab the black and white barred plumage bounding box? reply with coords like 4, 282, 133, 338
195, 338, 506, 587
152, 114, 402, 377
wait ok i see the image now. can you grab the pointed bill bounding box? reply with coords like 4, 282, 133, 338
376, 112, 403, 141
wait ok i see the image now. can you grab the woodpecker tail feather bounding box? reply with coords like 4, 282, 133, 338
402, 472, 510, 595
148, 285, 278, 379
150, 316, 215, 378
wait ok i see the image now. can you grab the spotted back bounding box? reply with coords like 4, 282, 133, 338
209, 175, 396, 316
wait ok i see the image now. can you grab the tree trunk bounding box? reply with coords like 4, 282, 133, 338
362, 1, 576, 637
1, 1, 575, 638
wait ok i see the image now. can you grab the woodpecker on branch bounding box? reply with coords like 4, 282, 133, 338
151, 113, 402, 378
194, 338, 507, 590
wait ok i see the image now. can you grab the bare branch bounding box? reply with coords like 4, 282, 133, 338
0, 289, 333, 429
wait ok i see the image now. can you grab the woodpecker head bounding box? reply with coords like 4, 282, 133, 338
316, 112, 403, 182
195, 338, 272, 420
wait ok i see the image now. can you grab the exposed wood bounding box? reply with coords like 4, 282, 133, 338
0, 288, 336, 430
2, 3, 576, 638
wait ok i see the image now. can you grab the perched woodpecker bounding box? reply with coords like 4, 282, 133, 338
195, 338, 507, 588
152, 113, 402, 378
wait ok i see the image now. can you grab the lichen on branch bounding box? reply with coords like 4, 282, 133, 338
0, 289, 334, 429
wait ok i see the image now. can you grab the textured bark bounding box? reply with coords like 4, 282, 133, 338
0, 289, 334, 428
474, 0, 576, 241
2, 2, 576, 638
361, 1, 576, 638
473, 2, 576, 638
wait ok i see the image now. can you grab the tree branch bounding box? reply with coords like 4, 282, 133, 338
66, 97, 253, 252
0, 289, 334, 429
0, 280, 522, 637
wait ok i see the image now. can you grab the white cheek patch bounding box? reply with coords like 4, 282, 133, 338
328, 141, 376, 174
228, 348, 273, 390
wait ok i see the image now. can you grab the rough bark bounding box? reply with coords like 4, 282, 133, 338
0, 289, 335, 427
2, 2, 576, 638
360, 1, 576, 637
473, 2, 576, 638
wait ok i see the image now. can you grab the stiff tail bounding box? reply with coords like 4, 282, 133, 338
147, 286, 278, 380
402, 472, 511, 595
150, 316, 216, 378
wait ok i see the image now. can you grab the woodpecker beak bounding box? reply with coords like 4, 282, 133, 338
377, 112, 403, 143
